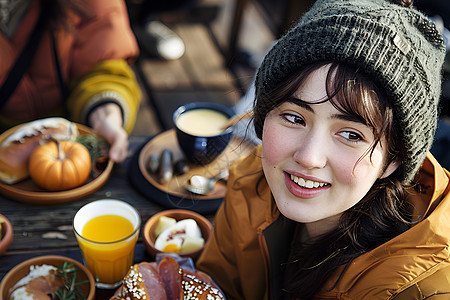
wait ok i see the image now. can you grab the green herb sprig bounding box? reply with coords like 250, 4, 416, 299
76, 134, 110, 178
55, 261, 89, 300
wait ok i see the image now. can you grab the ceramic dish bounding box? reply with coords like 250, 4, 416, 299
0, 255, 95, 300
143, 209, 213, 260
129, 129, 254, 214
0, 123, 113, 204
0, 214, 13, 256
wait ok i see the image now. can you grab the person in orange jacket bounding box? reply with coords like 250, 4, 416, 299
196, 0, 450, 299
0, 0, 141, 162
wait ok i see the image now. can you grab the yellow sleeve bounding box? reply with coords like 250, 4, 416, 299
67, 59, 141, 133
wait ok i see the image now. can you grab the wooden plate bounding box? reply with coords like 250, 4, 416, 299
134, 129, 255, 213
0, 123, 113, 204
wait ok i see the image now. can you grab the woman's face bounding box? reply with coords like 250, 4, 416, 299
261, 64, 396, 237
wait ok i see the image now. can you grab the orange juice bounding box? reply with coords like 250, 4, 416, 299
73, 200, 140, 288
82, 215, 134, 242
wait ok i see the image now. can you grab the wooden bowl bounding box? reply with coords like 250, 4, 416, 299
0, 255, 95, 300
143, 209, 213, 260
0, 214, 13, 256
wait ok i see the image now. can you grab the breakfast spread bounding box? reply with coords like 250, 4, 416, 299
154, 217, 205, 253
111, 256, 225, 300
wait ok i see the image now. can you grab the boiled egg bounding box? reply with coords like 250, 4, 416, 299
154, 219, 203, 253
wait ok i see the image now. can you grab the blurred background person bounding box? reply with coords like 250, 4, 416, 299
0, 0, 141, 162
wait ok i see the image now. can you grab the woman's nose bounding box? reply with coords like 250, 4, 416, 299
293, 133, 327, 169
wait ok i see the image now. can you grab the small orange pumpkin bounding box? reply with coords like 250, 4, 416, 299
28, 138, 91, 191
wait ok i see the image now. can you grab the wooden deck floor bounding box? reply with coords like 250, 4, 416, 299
129, 0, 274, 137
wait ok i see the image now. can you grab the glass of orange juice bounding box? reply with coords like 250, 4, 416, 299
73, 199, 141, 289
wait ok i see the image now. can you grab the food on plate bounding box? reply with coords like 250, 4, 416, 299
8, 264, 63, 300
179, 236, 206, 253
147, 151, 189, 181
154, 216, 177, 237
28, 138, 91, 191
159, 149, 173, 184
154, 219, 205, 253
173, 158, 188, 176
111, 256, 225, 300
8, 262, 89, 300
147, 154, 160, 174
0, 117, 78, 184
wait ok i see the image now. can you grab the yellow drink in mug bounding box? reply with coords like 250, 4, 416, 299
73, 199, 141, 288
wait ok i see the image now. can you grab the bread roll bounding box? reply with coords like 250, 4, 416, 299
0, 117, 78, 184
120, 262, 167, 300
112, 257, 225, 300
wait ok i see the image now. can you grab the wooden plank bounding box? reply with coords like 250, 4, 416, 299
138, 22, 243, 130
174, 24, 236, 89
131, 66, 163, 136
140, 57, 192, 89
132, 99, 163, 136
140, 24, 237, 91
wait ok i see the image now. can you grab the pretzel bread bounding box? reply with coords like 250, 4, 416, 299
112, 257, 225, 300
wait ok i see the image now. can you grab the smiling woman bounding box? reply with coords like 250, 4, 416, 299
196, 0, 450, 299
260, 61, 411, 296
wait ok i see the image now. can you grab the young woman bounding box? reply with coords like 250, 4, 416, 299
196, 0, 450, 299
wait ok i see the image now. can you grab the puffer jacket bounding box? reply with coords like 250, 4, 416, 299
196, 145, 450, 299
0, 0, 140, 132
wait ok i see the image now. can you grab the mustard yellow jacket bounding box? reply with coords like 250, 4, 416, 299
196, 145, 450, 299
0, 0, 140, 132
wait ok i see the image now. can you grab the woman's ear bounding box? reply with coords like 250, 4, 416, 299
380, 160, 400, 179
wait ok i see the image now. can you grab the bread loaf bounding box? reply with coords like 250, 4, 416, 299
0, 118, 78, 184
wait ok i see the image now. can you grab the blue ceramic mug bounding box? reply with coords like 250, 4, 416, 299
173, 102, 234, 165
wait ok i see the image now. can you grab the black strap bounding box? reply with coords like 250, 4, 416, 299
0, 10, 48, 109
51, 32, 69, 111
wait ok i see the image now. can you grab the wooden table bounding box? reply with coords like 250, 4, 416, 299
0, 135, 217, 299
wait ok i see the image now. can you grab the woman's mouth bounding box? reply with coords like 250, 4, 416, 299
290, 174, 329, 189
284, 173, 330, 199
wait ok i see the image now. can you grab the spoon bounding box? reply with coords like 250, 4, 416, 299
220, 110, 254, 131
184, 169, 229, 195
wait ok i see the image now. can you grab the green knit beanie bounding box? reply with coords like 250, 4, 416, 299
255, 0, 446, 183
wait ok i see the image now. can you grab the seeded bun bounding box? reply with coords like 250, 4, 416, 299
111, 257, 224, 300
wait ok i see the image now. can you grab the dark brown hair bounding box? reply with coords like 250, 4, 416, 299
253, 61, 412, 299
42, 0, 92, 31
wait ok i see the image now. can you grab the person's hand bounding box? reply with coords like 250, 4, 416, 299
88, 103, 129, 163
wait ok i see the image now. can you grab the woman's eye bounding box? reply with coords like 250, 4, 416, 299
339, 131, 363, 142
282, 113, 305, 125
